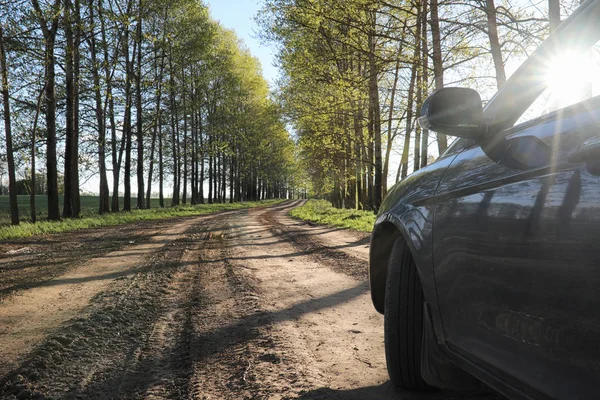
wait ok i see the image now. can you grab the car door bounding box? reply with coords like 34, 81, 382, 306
432, 101, 600, 399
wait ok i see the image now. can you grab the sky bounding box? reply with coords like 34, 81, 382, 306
204, 0, 279, 88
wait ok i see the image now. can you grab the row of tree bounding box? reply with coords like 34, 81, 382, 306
0, 0, 298, 225
260, 0, 583, 212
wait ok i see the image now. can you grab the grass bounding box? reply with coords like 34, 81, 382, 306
0, 195, 168, 225
289, 199, 376, 232
0, 198, 283, 241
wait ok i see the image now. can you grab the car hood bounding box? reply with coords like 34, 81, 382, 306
378, 151, 461, 218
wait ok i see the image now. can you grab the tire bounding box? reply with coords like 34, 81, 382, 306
384, 237, 430, 390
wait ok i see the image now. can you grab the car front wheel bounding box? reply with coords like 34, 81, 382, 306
384, 237, 430, 390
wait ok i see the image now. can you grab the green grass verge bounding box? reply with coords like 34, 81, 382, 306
0, 195, 169, 225
0, 200, 283, 241
289, 199, 376, 232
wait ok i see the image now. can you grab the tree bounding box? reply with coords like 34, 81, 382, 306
135, 0, 144, 209
31, 0, 62, 221
477, 0, 506, 89
0, 23, 18, 225
87, 0, 110, 214
62, 0, 81, 218
549, 0, 561, 33
429, 0, 447, 154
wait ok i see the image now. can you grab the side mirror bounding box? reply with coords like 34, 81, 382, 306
418, 87, 484, 140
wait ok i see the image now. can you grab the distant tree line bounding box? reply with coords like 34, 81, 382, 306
0, 0, 297, 225
259, 0, 583, 212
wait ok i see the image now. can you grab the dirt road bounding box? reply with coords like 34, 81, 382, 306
0, 202, 501, 400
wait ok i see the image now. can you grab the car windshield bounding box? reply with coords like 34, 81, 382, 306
483, 0, 600, 131
517, 39, 600, 125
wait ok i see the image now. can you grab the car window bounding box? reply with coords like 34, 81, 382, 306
516, 40, 600, 126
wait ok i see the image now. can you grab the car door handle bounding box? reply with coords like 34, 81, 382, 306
568, 136, 600, 163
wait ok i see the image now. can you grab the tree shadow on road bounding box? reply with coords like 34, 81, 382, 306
295, 382, 503, 400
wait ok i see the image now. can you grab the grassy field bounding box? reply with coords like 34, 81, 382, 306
289, 199, 376, 232
0, 196, 283, 240
0, 195, 168, 225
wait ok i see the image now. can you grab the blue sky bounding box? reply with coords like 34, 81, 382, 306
204, 0, 279, 87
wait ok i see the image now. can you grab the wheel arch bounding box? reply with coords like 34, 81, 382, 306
369, 220, 401, 314
369, 210, 436, 316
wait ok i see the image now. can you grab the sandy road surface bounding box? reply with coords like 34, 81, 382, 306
0, 202, 502, 400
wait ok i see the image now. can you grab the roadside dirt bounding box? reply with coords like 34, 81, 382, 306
0, 202, 503, 400
0, 217, 208, 301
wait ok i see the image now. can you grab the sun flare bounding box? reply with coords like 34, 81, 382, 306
544, 51, 595, 108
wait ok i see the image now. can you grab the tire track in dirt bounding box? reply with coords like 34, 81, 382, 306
0, 235, 193, 399
184, 212, 322, 400
259, 200, 369, 280
0, 213, 221, 379
0, 212, 239, 399
0, 217, 206, 302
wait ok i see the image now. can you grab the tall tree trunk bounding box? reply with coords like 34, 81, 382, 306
146, 121, 157, 209
63, 0, 74, 218
176, 114, 181, 204
353, 107, 362, 209
229, 153, 234, 203
88, 0, 109, 214
234, 149, 240, 202
429, 0, 447, 154
45, 35, 60, 221
100, 0, 121, 212
159, 122, 164, 207
218, 152, 222, 202
182, 65, 188, 204
146, 46, 165, 209
169, 45, 179, 206
549, 0, 560, 33
191, 102, 197, 205
398, 2, 421, 182
414, 68, 422, 171
0, 24, 18, 225
420, 0, 429, 168
63, 0, 80, 218
367, 10, 383, 212
199, 111, 204, 204
30, 85, 45, 222
190, 76, 198, 204
208, 131, 213, 204
110, 88, 120, 212
136, 0, 144, 209
123, 30, 134, 212
72, 0, 81, 216
32, 0, 61, 221
485, 0, 506, 88
222, 152, 226, 202
384, 55, 401, 195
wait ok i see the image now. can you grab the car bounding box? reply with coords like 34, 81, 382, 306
368, 1, 600, 399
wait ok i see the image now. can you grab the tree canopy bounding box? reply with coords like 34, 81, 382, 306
0, 0, 298, 225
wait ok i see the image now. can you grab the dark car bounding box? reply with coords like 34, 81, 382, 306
369, 1, 600, 399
